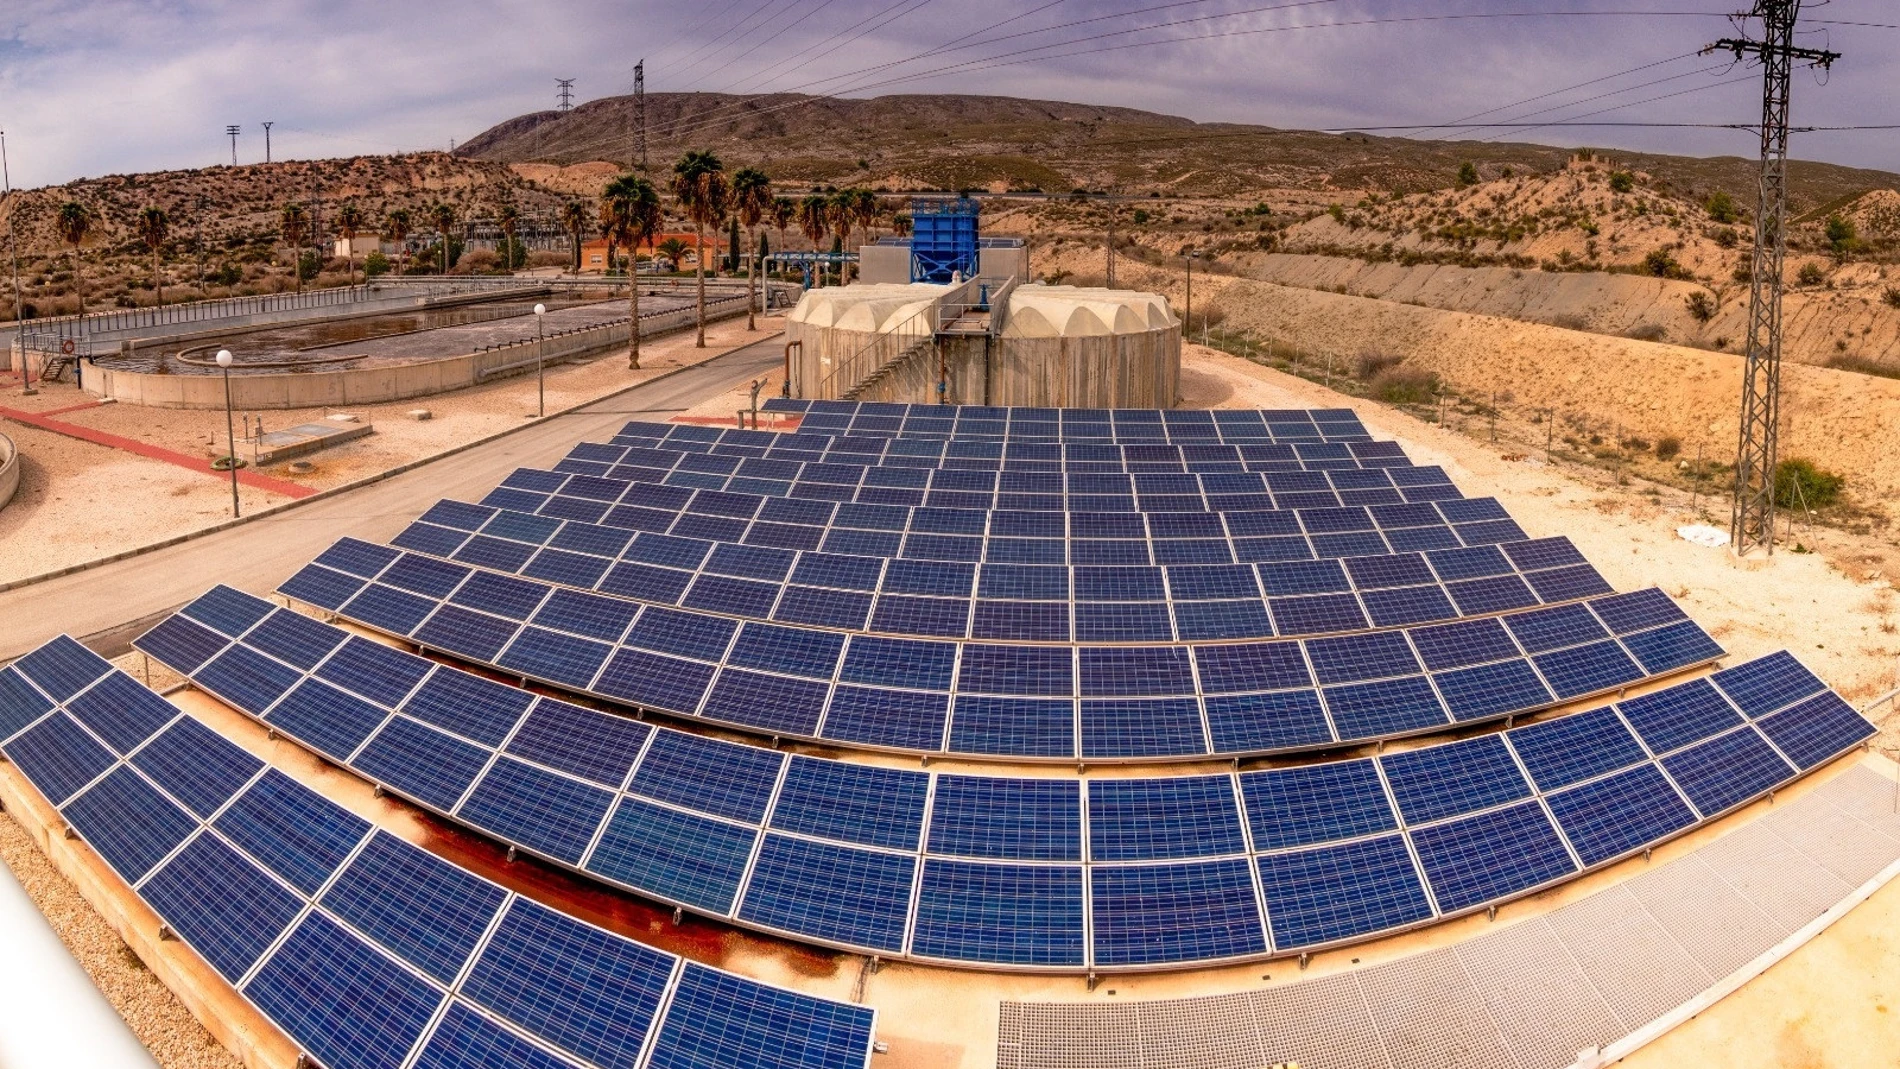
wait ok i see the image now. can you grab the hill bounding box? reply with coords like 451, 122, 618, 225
456, 91, 1900, 213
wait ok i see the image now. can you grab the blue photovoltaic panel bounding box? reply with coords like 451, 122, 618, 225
1545, 765, 1698, 866
317, 637, 433, 707
504, 699, 650, 788
400, 670, 533, 747
14, 635, 112, 703
1756, 692, 1876, 769
314, 537, 401, 578
1621, 620, 1724, 674
457, 757, 614, 865
1090, 859, 1267, 966
1506, 707, 1648, 792
179, 584, 276, 637
911, 860, 1087, 967
342, 583, 437, 635
264, 678, 391, 763
1589, 588, 1687, 634
927, 776, 1081, 861
321, 833, 507, 984
1088, 777, 1247, 861
1533, 641, 1644, 700
1618, 679, 1743, 754
949, 696, 1075, 758
63, 766, 197, 882
822, 687, 949, 750
353, 716, 491, 813
738, 835, 915, 952
1079, 698, 1207, 758
1504, 604, 1606, 654
246, 609, 348, 671
215, 770, 369, 894
0, 667, 52, 742
1304, 631, 1418, 685
4, 713, 116, 805
415, 605, 520, 662
1257, 835, 1435, 949
628, 730, 784, 824
1380, 734, 1531, 824
461, 898, 673, 1069
133, 615, 230, 675
647, 962, 877, 1069
140, 834, 304, 983
411, 1003, 584, 1069
279, 563, 367, 611
244, 911, 444, 1069
769, 757, 929, 851
1240, 760, 1396, 851
131, 718, 263, 819
64, 670, 179, 754
594, 649, 716, 715
587, 797, 757, 913
1433, 660, 1553, 722
195, 645, 303, 714
1322, 677, 1448, 738
1411, 801, 1577, 914
1711, 651, 1826, 718
1408, 617, 1520, 672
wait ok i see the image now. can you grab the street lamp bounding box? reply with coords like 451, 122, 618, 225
533, 303, 547, 417
215, 349, 239, 517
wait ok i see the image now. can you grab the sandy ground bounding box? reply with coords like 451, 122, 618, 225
6, 344, 1900, 1068
0, 315, 784, 585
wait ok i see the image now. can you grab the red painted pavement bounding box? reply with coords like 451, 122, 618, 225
0, 405, 317, 498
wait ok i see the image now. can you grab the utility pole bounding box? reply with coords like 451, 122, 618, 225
634, 60, 648, 172
225, 125, 241, 166
1, 131, 23, 329
261, 121, 273, 163
556, 79, 576, 112
1703, 2, 1838, 557
1105, 194, 1117, 288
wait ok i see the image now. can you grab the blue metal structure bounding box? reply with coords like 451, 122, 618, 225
910, 198, 981, 284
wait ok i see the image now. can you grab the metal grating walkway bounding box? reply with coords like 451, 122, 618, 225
998, 761, 1900, 1069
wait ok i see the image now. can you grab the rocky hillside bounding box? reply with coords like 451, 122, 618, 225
457, 91, 1900, 213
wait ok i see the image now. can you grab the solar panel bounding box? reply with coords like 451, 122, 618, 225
1240, 760, 1396, 851
769, 757, 929, 851
63, 766, 197, 882
647, 961, 878, 1069
1618, 679, 1744, 754
13, 635, 112, 703
587, 797, 758, 913
1088, 777, 1247, 861
737, 835, 915, 952
1545, 765, 1697, 866
1710, 650, 1826, 718
1257, 835, 1435, 948
1505, 706, 1647, 792
1089, 859, 1267, 966
64, 670, 179, 754
133, 615, 231, 675
245, 911, 445, 1069
1756, 691, 1876, 769
911, 860, 1087, 967
140, 833, 305, 983
321, 833, 507, 984
504, 700, 650, 788
1410, 801, 1577, 913
457, 757, 614, 865
1379, 734, 1531, 825
353, 715, 491, 812
410, 1003, 584, 1069
4, 713, 116, 805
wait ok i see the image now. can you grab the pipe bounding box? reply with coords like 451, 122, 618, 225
0, 849, 160, 1068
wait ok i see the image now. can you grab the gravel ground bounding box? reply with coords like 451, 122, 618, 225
0, 315, 782, 584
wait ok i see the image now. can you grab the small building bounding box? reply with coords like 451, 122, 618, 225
579, 231, 711, 274
332, 234, 384, 258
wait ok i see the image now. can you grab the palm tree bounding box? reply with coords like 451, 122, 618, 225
384, 208, 413, 276
827, 190, 856, 283
852, 189, 880, 244
333, 201, 365, 286
770, 196, 795, 259
429, 202, 457, 275
656, 237, 690, 270
55, 202, 91, 319
798, 194, 829, 285
560, 200, 589, 273
671, 150, 729, 347
280, 203, 309, 292
730, 167, 772, 330
495, 202, 520, 274
136, 206, 170, 307
600, 174, 664, 369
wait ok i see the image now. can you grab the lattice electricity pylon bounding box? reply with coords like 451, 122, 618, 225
634, 60, 648, 172
1703, 1, 1838, 557
556, 78, 576, 112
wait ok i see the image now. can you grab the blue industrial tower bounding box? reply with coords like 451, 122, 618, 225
909, 198, 981, 284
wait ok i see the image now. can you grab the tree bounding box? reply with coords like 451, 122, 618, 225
827, 190, 857, 282
798, 195, 830, 285
429, 202, 457, 274
333, 201, 365, 286
657, 237, 690, 269
495, 202, 521, 273
601, 174, 664, 369
1825, 214, 1858, 257
560, 200, 590, 273
671, 150, 729, 347
726, 216, 741, 274
55, 201, 92, 319
279, 203, 309, 292
136, 206, 170, 307
384, 209, 413, 276
892, 212, 913, 237
1456, 161, 1479, 188
730, 167, 772, 329
852, 189, 880, 243
770, 196, 795, 258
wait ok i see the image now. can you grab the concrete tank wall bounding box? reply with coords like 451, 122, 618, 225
0, 432, 19, 512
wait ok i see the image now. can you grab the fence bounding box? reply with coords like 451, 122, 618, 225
6, 280, 536, 341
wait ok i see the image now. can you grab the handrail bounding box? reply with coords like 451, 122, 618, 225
987, 274, 1022, 338
811, 277, 982, 399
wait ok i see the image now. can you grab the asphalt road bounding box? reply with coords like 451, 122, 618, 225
0, 335, 783, 664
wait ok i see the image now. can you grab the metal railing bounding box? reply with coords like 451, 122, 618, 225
472, 294, 753, 375
986, 274, 1023, 337
811, 277, 981, 400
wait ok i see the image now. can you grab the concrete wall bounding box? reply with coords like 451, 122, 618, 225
858, 245, 911, 285
0, 432, 18, 512
981, 246, 1030, 284
87, 297, 748, 410
852, 326, 1181, 407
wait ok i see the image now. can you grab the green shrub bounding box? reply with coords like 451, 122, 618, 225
1456, 161, 1479, 188
1797, 262, 1826, 286
1713, 227, 1739, 248
1327, 204, 1345, 224
1825, 214, 1858, 255
1654, 436, 1682, 461
1704, 191, 1739, 223
1369, 367, 1439, 404
1131, 209, 1150, 225
296, 250, 321, 281
1608, 171, 1635, 193
1774, 458, 1844, 509
1355, 351, 1403, 379
1643, 249, 1690, 280
1685, 291, 1717, 322
363, 251, 390, 278
1883, 286, 1900, 309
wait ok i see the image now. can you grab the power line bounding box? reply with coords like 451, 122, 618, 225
1427, 51, 1710, 141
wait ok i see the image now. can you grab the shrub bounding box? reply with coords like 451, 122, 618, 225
1654, 436, 1682, 461
1713, 227, 1739, 248
1369, 367, 1439, 404
1456, 162, 1479, 189
1626, 323, 1668, 343
1643, 248, 1690, 280
1797, 262, 1826, 286
1355, 351, 1403, 379
1608, 171, 1635, 193
1327, 204, 1345, 224
214, 262, 242, 286
1685, 291, 1717, 322
296, 250, 321, 281
1825, 214, 1858, 255
1704, 191, 1739, 223
1883, 286, 1900, 309
1132, 208, 1150, 225
363, 251, 390, 278
1773, 458, 1844, 509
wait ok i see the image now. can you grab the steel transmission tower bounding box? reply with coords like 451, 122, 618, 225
634, 59, 647, 172
1702, 2, 1837, 557
225, 125, 241, 166
262, 121, 273, 163
556, 79, 576, 112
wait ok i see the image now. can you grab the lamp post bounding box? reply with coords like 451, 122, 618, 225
1185, 250, 1197, 338
533, 302, 547, 418
215, 349, 239, 517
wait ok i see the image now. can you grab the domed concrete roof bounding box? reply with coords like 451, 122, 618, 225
788, 283, 948, 332
1000, 284, 1177, 339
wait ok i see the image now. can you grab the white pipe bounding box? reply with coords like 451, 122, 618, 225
0, 851, 159, 1069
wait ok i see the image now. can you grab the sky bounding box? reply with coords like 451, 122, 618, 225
1, 0, 1896, 190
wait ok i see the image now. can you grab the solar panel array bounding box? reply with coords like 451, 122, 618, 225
130, 593, 1876, 971
279, 544, 1721, 761
658, 405, 1374, 444
387, 495, 1609, 642
0, 637, 877, 1068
